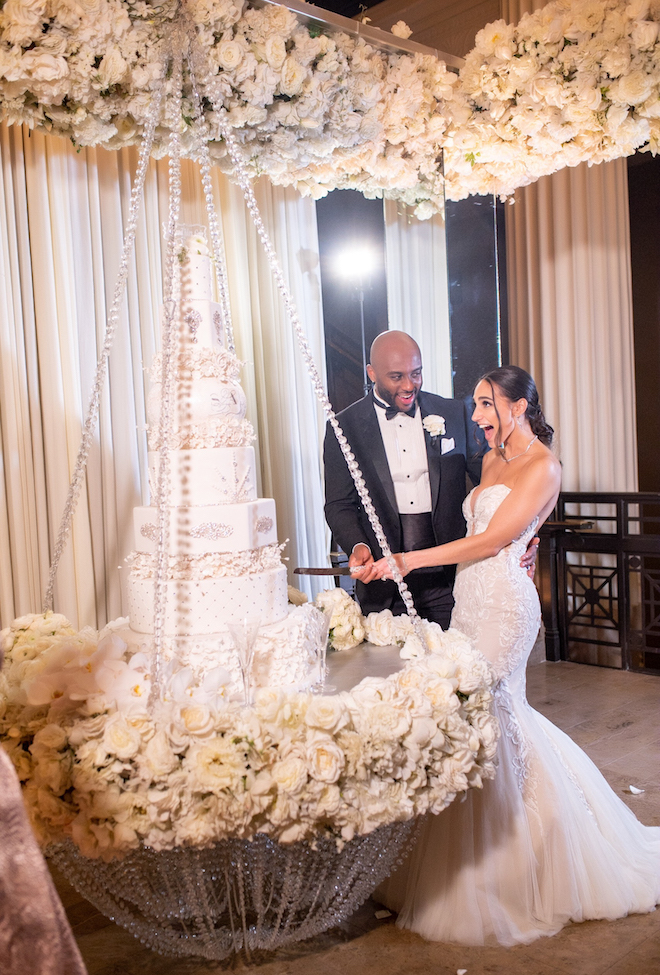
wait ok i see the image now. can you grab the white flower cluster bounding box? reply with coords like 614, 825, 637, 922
314, 587, 365, 650
0, 611, 497, 858
1, 0, 658, 212
445, 0, 660, 199
0, 0, 455, 216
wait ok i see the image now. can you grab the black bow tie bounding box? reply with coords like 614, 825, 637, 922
373, 395, 416, 421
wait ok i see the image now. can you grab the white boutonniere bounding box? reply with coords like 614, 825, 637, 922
422, 415, 446, 438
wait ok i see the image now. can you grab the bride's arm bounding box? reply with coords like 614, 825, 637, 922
364, 455, 561, 580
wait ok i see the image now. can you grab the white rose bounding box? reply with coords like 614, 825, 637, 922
20, 51, 69, 81
280, 56, 306, 97
32, 723, 68, 750
179, 704, 215, 738
610, 70, 654, 106
217, 40, 243, 71
424, 677, 460, 710
144, 731, 178, 777
631, 19, 659, 50
400, 634, 425, 659
33, 752, 70, 793
315, 783, 341, 816
102, 715, 141, 761
97, 48, 127, 89
348, 675, 393, 707
304, 695, 349, 734
187, 738, 244, 790
405, 715, 438, 750
265, 35, 286, 70
364, 610, 396, 646
366, 702, 412, 740
306, 737, 345, 783
272, 756, 308, 794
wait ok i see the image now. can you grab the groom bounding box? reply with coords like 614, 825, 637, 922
323, 331, 483, 629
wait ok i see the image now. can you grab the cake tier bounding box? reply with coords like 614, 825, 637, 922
175, 299, 225, 350
122, 603, 323, 698
147, 348, 255, 451
127, 565, 289, 634
147, 375, 247, 430
180, 235, 212, 302
133, 500, 277, 554
148, 447, 257, 505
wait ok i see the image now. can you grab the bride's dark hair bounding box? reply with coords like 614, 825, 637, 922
479, 365, 554, 448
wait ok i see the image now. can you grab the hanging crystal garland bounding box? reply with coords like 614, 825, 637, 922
40, 5, 427, 654
41, 79, 166, 614
150, 25, 186, 704
186, 60, 236, 354
188, 34, 427, 649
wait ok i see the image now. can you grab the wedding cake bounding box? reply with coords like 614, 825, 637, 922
124, 231, 319, 696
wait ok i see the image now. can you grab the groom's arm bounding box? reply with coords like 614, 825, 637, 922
323, 421, 373, 561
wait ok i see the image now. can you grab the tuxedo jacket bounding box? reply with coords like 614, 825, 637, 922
323, 390, 483, 597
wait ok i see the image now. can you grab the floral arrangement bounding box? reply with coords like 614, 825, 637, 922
447, 0, 660, 200
0, 611, 498, 859
1, 1, 658, 214
314, 588, 461, 658
314, 585, 365, 650
422, 414, 446, 437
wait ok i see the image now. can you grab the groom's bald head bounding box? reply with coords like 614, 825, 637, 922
367, 331, 423, 411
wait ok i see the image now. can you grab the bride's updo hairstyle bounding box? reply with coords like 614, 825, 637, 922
479, 365, 554, 447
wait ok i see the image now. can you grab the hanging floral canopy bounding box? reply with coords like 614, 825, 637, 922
0, 0, 658, 216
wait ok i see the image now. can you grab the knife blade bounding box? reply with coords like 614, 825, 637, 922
294, 566, 353, 575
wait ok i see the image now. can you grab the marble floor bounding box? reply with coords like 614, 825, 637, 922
51, 660, 660, 975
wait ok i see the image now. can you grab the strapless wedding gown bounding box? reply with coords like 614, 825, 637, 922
378, 484, 660, 946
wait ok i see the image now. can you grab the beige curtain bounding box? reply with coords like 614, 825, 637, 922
383, 200, 453, 397
502, 0, 638, 491
0, 124, 328, 629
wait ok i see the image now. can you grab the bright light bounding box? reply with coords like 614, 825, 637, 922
333, 244, 378, 280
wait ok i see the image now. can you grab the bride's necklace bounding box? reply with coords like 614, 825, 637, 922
499, 434, 538, 463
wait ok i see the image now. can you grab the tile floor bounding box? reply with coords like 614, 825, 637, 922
51, 661, 660, 975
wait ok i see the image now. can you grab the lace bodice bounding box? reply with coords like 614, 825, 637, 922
451, 484, 540, 683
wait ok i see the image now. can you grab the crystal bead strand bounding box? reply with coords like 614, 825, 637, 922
201, 72, 427, 649
185, 42, 235, 353
150, 30, 186, 704
41, 80, 165, 613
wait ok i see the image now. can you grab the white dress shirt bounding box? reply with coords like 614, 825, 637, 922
373, 399, 432, 513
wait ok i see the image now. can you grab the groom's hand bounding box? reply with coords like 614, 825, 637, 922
520, 536, 540, 580
349, 543, 378, 584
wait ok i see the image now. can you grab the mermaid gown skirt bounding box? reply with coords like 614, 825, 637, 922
378, 484, 660, 946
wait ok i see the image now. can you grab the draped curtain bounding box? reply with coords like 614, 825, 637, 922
383, 200, 453, 398
502, 0, 638, 491
0, 123, 329, 630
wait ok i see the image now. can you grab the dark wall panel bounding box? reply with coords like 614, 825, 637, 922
628, 154, 660, 491
445, 194, 507, 400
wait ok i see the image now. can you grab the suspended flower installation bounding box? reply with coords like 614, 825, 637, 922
0, 0, 658, 214
0, 612, 497, 857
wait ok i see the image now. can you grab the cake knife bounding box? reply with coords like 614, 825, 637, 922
294, 567, 353, 575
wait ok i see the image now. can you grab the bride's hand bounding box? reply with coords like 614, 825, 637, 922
371, 553, 410, 580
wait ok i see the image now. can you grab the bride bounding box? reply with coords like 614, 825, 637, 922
360, 365, 660, 946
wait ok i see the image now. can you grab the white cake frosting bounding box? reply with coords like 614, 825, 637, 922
147, 448, 258, 506
127, 231, 319, 696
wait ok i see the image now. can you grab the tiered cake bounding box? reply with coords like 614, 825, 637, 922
125, 232, 319, 695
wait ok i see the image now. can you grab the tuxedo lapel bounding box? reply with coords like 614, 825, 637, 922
419, 393, 442, 513
361, 401, 398, 515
